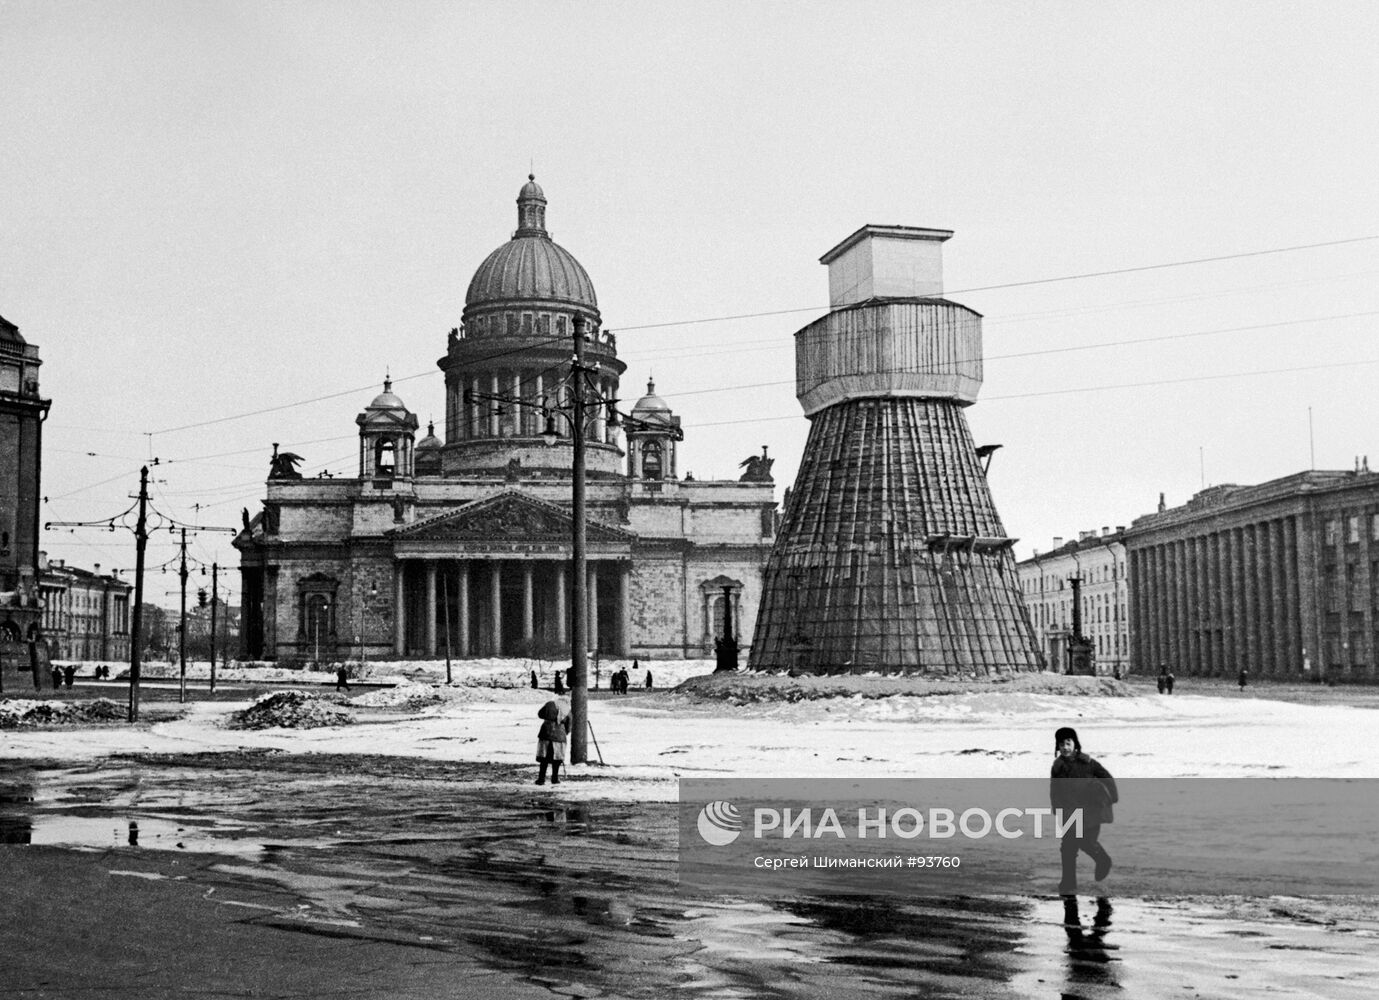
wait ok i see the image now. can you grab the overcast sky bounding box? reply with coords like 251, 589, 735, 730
5, 1, 1378, 604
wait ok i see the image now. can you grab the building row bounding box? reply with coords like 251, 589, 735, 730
35, 554, 133, 663
1017, 465, 1379, 682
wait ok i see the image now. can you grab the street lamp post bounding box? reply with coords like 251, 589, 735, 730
467, 314, 680, 765
569, 316, 590, 763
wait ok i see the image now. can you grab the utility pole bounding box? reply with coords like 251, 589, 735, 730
209, 562, 219, 693
570, 314, 590, 764
130, 466, 149, 722
178, 528, 188, 703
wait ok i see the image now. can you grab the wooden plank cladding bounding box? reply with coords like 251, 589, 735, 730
748, 397, 1042, 675
794, 299, 984, 416
750, 226, 1041, 676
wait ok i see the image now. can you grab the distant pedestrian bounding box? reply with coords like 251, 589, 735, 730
1050, 726, 1117, 896
50, 665, 63, 691
1157, 664, 1168, 694
553, 670, 564, 695
645, 670, 653, 690
530, 669, 539, 689
1165, 670, 1175, 694
335, 666, 350, 691
1238, 668, 1248, 691
565, 666, 574, 690
535, 697, 571, 785
62, 665, 75, 689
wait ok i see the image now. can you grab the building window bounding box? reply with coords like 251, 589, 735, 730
1349, 516, 1360, 544
1371, 513, 1379, 542
1325, 519, 1339, 546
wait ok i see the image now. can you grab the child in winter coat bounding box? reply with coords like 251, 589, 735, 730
1050, 726, 1117, 895
535, 698, 571, 785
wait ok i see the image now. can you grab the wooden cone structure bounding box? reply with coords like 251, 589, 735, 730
748, 225, 1041, 676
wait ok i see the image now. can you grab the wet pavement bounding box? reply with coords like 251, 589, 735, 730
2, 753, 1377, 998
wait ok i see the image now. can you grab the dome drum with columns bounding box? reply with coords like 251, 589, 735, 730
235, 177, 777, 666
439, 175, 625, 478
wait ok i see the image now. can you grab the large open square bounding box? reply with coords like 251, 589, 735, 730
3, 662, 1376, 998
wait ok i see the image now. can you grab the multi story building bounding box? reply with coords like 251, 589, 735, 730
235, 178, 777, 663
0, 313, 50, 655
1125, 467, 1379, 681
1017, 529, 1129, 675
36, 554, 132, 662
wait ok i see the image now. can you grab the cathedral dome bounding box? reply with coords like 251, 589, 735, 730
631, 378, 674, 424
416, 420, 441, 451
464, 175, 598, 311
366, 379, 407, 414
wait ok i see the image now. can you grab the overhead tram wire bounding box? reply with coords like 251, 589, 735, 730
611, 234, 1379, 334
615, 266, 1379, 366
138, 234, 1379, 439
149, 331, 573, 435
684, 356, 1379, 429
46, 236, 1379, 503
647, 308, 1379, 403
45, 302, 1379, 506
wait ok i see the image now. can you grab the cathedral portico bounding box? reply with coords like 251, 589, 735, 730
388, 553, 630, 659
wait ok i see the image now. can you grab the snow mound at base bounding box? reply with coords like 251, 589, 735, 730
674, 672, 1134, 704
228, 690, 355, 730
0, 697, 127, 728
348, 681, 450, 709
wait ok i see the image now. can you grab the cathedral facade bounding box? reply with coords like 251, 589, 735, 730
235, 178, 776, 663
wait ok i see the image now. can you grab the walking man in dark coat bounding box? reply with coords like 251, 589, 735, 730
1050, 726, 1117, 896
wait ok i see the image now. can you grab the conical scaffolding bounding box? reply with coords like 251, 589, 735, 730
748, 225, 1041, 676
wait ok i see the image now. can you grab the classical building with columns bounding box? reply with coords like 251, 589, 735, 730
1124, 467, 1379, 682
235, 177, 777, 664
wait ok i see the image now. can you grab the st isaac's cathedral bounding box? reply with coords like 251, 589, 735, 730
235, 177, 777, 663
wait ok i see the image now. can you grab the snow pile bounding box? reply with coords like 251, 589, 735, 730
227, 691, 355, 730
348, 681, 449, 709
0, 697, 127, 728
674, 671, 1134, 704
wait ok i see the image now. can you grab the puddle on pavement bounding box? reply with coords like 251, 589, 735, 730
4, 759, 1377, 1000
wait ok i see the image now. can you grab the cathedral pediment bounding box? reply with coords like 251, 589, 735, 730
389, 491, 633, 545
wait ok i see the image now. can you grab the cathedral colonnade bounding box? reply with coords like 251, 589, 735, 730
390, 557, 630, 659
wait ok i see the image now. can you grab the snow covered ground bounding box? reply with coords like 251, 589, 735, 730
5, 657, 1377, 799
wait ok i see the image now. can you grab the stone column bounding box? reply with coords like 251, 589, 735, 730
1150, 544, 1166, 672
490, 561, 503, 656
1295, 513, 1319, 675
587, 563, 599, 654
394, 562, 406, 656
1252, 522, 1270, 676
457, 562, 470, 658
618, 562, 631, 656
490, 373, 501, 437
1228, 527, 1245, 674
554, 562, 567, 647
1269, 520, 1286, 677
425, 561, 438, 657
1127, 549, 1143, 672
522, 562, 534, 646
1168, 540, 1184, 674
